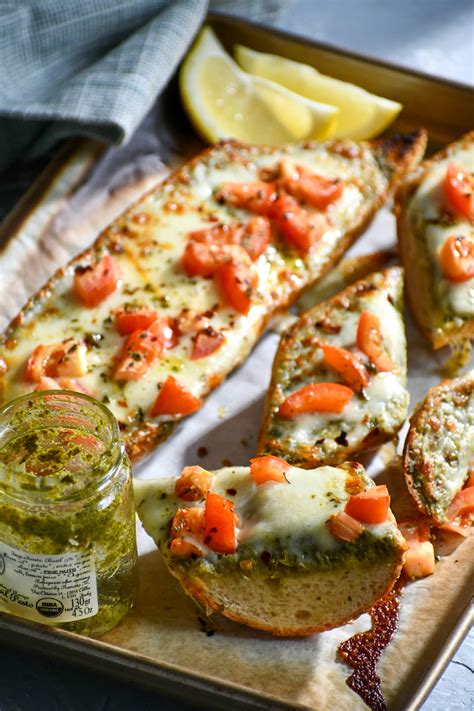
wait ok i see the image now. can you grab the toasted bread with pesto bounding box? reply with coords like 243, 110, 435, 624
395, 131, 474, 350
135, 458, 406, 636
258, 267, 409, 467
403, 371, 474, 524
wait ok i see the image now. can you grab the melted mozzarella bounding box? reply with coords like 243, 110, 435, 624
1, 142, 387, 430
282, 285, 409, 447
135, 465, 396, 559
407, 144, 474, 317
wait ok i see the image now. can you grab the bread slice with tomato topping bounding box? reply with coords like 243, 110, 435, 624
395, 131, 474, 349
0, 133, 425, 462
135, 457, 406, 636
258, 267, 409, 467
403, 370, 474, 527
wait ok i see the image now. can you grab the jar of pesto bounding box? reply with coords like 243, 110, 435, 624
0, 391, 138, 636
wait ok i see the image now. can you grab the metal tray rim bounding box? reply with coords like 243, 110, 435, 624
1, 12, 473, 710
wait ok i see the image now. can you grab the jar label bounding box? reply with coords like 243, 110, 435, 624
0, 542, 99, 624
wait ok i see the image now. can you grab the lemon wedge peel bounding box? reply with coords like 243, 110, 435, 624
179, 27, 339, 146
235, 44, 403, 141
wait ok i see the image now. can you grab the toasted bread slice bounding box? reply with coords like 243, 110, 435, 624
395, 131, 474, 349
0, 133, 426, 463
135, 460, 406, 636
258, 267, 409, 467
403, 370, 474, 524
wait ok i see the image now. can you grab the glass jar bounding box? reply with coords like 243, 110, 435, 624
0, 390, 138, 636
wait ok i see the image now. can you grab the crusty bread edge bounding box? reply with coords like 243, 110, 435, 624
167, 549, 406, 637
402, 371, 474, 523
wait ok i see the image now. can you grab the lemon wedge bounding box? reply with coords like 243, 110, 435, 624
235, 45, 402, 140
179, 27, 339, 145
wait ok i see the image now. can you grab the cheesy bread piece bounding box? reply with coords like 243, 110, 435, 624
258, 267, 409, 467
0, 134, 425, 462
396, 131, 474, 349
135, 458, 406, 636
403, 371, 474, 525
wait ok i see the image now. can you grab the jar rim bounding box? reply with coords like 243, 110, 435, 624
0, 390, 124, 508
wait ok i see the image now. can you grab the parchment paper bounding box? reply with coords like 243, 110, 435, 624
1, 92, 472, 709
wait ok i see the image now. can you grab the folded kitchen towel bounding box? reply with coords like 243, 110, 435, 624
0, 0, 285, 174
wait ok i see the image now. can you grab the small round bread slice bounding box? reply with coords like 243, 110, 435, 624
135, 460, 406, 636
403, 370, 474, 524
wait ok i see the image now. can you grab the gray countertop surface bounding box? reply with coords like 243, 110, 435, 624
1, 1, 473, 709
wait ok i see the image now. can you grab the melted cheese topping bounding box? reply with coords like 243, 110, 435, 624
135, 465, 397, 561
0, 142, 387, 432
407, 143, 474, 317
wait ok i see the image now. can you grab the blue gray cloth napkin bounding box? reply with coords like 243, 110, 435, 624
0, 0, 285, 173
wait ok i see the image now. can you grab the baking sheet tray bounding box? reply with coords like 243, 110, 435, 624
1, 13, 473, 710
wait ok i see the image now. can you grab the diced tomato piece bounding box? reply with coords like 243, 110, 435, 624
114, 318, 174, 381
175, 465, 213, 501
170, 507, 205, 537
403, 540, 435, 579
249, 455, 290, 485
438, 234, 474, 282
357, 311, 393, 372
444, 162, 474, 220
270, 194, 329, 252
25, 340, 87, 382
345, 485, 390, 524
277, 161, 344, 210
240, 216, 271, 260
188, 222, 241, 245
191, 329, 225, 360
215, 181, 277, 215
446, 486, 474, 525
203, 492, 238, 554
169, 538, 204, 558
25, 345, 56, 382
217, 258, 258, 315
182, 241, 227, 277
35, 376, 60, 391
329, 510, 364, 542
150, 376, 202, 418
320, 343, 369, 392
189, 217, 271, 262
278, 382, 353, 418
115, 306, 158, 335
73, 255, 121, 308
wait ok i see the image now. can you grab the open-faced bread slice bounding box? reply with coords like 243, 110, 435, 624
395, 131, 474, 350
403, 370, 474, 525
258, 267, 409, 467
0, 133, 426, 463
135, 457, 406, 636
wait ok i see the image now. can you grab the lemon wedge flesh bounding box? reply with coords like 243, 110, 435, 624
179, 27, 339, 145
235, 45, 402, 140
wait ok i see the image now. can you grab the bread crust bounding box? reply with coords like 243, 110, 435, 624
168, 547, 406, 636
258, 267, 408, 467
0, 133, 426, 463
403, 371, 474, 524
395, 131, 474, 350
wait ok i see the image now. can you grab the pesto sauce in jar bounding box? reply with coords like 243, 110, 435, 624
0, 391, 138, 636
